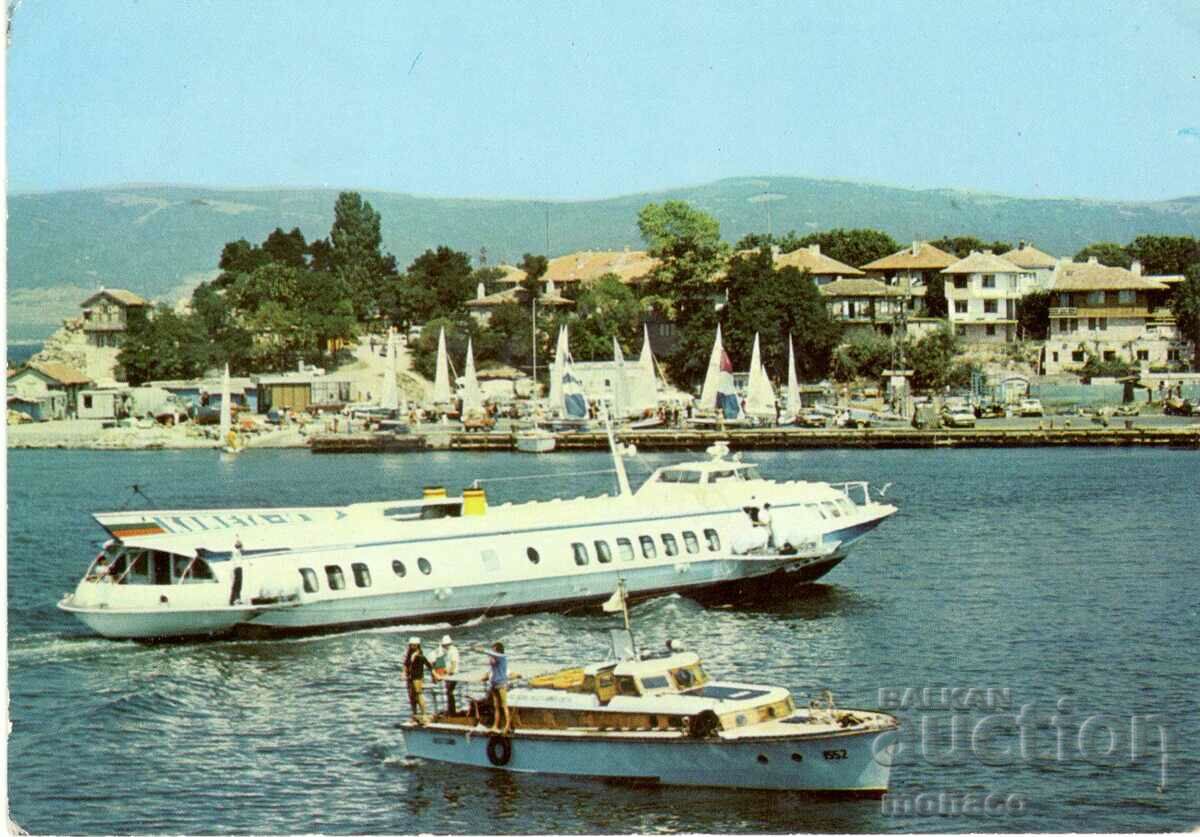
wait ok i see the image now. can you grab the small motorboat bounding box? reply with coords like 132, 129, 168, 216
514, 427, 556, 453
401, 621, 898, 793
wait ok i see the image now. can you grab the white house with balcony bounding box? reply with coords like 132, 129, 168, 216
941, 251, 1031, 343
1042, 258, 1185, 373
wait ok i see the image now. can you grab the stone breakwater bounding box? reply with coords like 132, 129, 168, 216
6, 419, 308, 450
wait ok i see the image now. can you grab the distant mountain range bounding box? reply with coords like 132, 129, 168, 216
8, 177, 1200, 337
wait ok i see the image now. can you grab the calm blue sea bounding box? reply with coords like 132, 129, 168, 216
6, 448, 1199, 834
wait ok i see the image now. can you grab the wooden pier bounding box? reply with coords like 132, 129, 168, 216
311, 426, 1200, 453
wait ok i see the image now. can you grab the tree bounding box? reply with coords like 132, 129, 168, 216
637, 201, 729, 386
923, 273, 948, 319
1016, 289, 1052, 341
907, 324, 976, 391
118, 305, 210, 385
930, 236, 1013, 259
1073, 242, 1132, 269
191, 281, 255, 373
516, 253, 549, 305
723, 248, 842, 381
262, 227, 310, 269
569, 275, 642, 360
321, 191, 395, 320
831, 329, 893, 382
793, 228, 899, 268
405, 246, 477, 322
1126, 235, 1200, 276
1171, 264, 1200, 370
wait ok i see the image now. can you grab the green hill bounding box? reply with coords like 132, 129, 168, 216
9, 177, 1200, 336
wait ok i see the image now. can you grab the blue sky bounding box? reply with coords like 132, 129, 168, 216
6, 0, 1200, 200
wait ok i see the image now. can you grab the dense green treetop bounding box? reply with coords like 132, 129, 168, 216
1171, 264, 1200, 370
1016, 290, 1052, 341
930, 236, 1014, 259
1125, 235, 1200, 276
1073, 241, 1132, 268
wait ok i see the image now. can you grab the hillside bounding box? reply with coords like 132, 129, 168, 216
9, 177, 1200, 335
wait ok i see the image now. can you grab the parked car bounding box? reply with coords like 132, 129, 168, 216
976, 401, 1006, 419
1018, 399, 1044, 417
943, 407, 977, 428
795, 410, 828, 428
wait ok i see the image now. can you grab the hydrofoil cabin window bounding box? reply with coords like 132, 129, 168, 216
639, 535, 657, 559
325, 565, 346, 591
661, 533, 679, 556
173, 555, 214, 582
392, 560, 407, 577
572, 543, 590, 566
594, 540, 613, 564
658, 468, 702, 484
352, 562, 372, 588
616, 538, 634, 561
682, 531, 700, 554
526, 547, 540, 565
418, 557, 432, 575
299, 568, 319, 593
703, 529, 721, 551
112, 550, 148, 584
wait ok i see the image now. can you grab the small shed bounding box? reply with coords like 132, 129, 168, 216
77, 389, 125, 420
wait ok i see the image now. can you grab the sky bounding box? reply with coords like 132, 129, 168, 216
5, 0, 1200, 201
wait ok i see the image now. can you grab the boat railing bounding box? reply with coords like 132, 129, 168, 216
830, 481, 872, 506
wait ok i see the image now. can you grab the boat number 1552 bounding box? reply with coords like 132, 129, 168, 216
823, 749, 848, 760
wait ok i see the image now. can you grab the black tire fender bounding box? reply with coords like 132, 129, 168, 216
486, 734, 512, 766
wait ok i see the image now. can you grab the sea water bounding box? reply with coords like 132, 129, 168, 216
6, 447, 1199, 833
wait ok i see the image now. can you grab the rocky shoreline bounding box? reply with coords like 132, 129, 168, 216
6, 419, 309, 450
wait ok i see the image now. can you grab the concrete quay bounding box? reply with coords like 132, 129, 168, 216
309, 424, 1200, 453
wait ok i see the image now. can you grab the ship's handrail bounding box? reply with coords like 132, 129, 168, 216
829, 481, 871, 506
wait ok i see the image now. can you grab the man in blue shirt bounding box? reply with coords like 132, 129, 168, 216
476, 641, 511, 734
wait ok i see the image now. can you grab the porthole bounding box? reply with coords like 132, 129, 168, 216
392, 560, 406, 578
324, 565, 346, 591
299, 567, 319, 593
791, 753, 803, 763
757, 754, 769, 764
418, 557, 432, 575
527, 547, 540, 564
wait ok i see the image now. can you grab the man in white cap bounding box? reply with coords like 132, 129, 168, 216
433, 634, 461, 714
403, 637, 430, 721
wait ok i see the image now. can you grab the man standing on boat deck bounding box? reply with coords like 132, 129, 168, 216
758, 503, 775, 549
404, 637, 430, 721
473, 641, 511, 734
433, 635, 460, 714
228, 537, 245, 605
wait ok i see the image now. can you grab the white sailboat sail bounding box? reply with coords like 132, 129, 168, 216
786, 334, 800, 412
462, 337, 483, 417
699, 324, 724, 411
548, 325, 567, 416
745, 333, 776, 417
380, 329, 399, 411
218, 364, 233, 440
432, 327, 451, 404
629, 324, 659, 416
611, 337, 628, 419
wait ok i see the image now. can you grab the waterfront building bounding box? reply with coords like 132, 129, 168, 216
941, 250, 1031, 343
497, 249, 660, 288
6, 361, 92, 420
79, 288, 149, 350
818, 277, 904, 335
464, 281, 572, 325
1042, 257, 1184, 373
859, 240, 957, 316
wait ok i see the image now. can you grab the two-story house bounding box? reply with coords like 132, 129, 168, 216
1042, 257, 1182, 373
941, 251, 1032, 343
80, 288, 149, 350
859, 240, 957, 317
